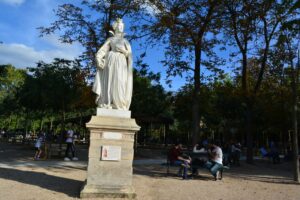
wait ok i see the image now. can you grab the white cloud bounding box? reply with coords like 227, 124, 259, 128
0, 0, 84, 69
0, 0, 25, 6
41, 34, 74, 49
0, 41, 83, 68
143, 4, 160, 15
135, 0, 161, 15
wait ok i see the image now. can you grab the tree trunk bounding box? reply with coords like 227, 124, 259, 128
8, 114, 12, 130
291, 48, 300, 182
40, 118, 44, 131
192, 47, 201, 145
241, 51, 254, 164
25, 112, 29, 136
165, 123, 169, 147
58, 110, 66, 157
50, 117, 53, 131
246, 102, 254, 164
192, 95, 200, 145
59, 110, 66, 144
105, 0, 114, 39
242, 53, 248, 92
292, 56, 300, 182
292, 96, 299, 182
15, 115, 18, 130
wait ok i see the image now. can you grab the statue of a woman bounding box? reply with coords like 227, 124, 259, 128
92, 18, 133, 110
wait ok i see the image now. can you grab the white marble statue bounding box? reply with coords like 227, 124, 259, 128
92, 18, 133, 110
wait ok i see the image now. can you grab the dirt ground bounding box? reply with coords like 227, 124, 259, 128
0, 142, 299, 200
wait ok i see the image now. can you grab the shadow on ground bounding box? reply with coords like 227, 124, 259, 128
0, 141, 89, 162
133, 165, 215, 181
225, 162, 297, 185
133, 161, 297, 185
0, 167, 83, 198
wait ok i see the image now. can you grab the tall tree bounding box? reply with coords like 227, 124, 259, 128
224, 0, 295, 163
277, 0, 300, 182
135, 0, 223, 145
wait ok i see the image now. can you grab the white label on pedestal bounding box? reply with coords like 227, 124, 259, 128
102, 132, 122, 140
101, 145, 121, 161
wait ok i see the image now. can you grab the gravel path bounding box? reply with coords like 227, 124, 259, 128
0, 142, 299, 200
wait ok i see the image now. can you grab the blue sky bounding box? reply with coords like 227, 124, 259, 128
0, 0, 232, 91
0, 0, 82, 67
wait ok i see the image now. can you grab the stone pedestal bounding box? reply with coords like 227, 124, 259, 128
80, 110, 140, 199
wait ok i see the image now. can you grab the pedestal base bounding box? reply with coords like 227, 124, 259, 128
96, 108, 131, 118
80, 182, 136, 199
81, 114, 140, 199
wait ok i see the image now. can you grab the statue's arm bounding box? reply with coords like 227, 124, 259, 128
124, 39, 133, 109
124, 40, 133, 68
95, 39, 111, 69
114, 39, 131, 57
124, 40, 132, 58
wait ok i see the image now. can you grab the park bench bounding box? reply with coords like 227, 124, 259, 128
192, 161, 230, 180
166, 151, 229, 180
190, 152, 225, 180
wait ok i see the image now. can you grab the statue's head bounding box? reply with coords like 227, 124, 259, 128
112, 18, 124, 33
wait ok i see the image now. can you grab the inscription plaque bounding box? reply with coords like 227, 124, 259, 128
101, 145, 121, 161
102, 132, 122, 140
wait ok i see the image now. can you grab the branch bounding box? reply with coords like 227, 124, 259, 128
198, 1, 216, 40
254, 15, 281, 94
227, 4, 245, 53
179, 65, 195, 72
173, 19, 197, 44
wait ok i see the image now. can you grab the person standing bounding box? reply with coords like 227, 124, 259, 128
64, 127, 78, 161
34, 133, 44, 160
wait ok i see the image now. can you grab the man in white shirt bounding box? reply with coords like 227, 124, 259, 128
64, 128, 78, 161
205, 143, 223, 180
34, 134, 44, 160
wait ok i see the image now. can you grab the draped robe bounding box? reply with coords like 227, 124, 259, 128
92, 36, 133, 110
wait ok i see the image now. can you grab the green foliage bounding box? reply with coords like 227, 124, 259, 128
0, 60, 95, 132
0, 65, 27, 115
0, 58, 173, 135
19, 58, 94, 113
172, 77, 244, 142
131, 54, 172, 118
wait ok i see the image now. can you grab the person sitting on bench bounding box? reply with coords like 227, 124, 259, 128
259, 142, 280, 164
169, 143, 191, 179
205, 143, 223, 180
191, 141, 208, 175
193, 142, 208, 153
229, 141, 242, 166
